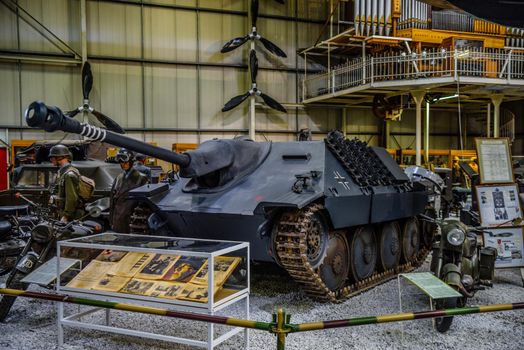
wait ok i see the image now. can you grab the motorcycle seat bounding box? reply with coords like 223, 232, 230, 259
0, 205, 30, 216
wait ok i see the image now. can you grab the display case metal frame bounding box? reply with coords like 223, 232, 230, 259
56, 233, 250, 350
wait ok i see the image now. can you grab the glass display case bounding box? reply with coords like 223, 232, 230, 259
56, 233, 249, 349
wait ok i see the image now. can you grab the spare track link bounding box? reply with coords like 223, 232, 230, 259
275, 203, 429, 303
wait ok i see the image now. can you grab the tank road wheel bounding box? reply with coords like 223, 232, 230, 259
401, 218, 420, 262
305, 209, 330, 269
349, 226, 377, 282
319, 231, 350, 291
378, 222, 401, 271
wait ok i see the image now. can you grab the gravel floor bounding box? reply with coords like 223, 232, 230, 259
1, 257, 523, 350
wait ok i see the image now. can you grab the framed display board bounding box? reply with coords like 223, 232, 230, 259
476, 184, 523, 227
483, 227, 524, 268
475, 138, 513, 184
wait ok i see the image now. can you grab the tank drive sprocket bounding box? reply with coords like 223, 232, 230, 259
129, 203, 152, 234
275, 203, 429, 302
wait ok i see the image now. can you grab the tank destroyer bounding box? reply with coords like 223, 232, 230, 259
25, 101, 429, 302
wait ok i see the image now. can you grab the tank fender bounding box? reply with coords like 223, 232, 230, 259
441, 263, 462, 287
256, 208, 286, 239
129, 183, 170, 199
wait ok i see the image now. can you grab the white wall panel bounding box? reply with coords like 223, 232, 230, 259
87, 2, 141, 58
20, 64, 78, 114
143, 0, 197, 6
297, 0, 329, 20
298, 108, 341, 132
257, 19, 296, 68
143, 64, 198, 128
0, 63, 21, 125
199, 13, 247, 65
91, 62, 143, 128
199, 0, 245, 11
0, 4, 18, 49
17, 0, 80, 53
143, 8, 197, 61
200, 67, 247, 129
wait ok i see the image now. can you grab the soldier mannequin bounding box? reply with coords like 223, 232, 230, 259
134, 153, 151, 179
110, 149, 148, 233
49, 144, 84, 223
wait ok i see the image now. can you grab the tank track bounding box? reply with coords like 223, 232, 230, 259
275, 203, 429, 303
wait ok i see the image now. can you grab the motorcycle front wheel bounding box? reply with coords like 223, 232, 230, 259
435, 297, 458, 333
0, 271, 28, 322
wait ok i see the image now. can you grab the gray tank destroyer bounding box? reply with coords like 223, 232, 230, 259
25, 101, 429, 302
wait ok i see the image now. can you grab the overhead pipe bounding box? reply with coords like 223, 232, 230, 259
366, 0, 372, 36
360, 0, 366, 36
384, 0, 393, 36
355, 0, 361, 36
372, 0, 378, 36
378, 0, 385, 36
398, 0, 406, 29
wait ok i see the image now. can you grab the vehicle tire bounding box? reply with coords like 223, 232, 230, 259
435, 296, 458, 333
0, 271, 28, 322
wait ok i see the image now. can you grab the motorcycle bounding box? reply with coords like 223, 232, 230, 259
0, 195, 108, 321
0, 202, 43, 276
428, 217, 497, 332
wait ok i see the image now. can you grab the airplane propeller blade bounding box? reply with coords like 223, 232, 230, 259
221, 35, 250, 53
222, 92, 251, 112
260, 93, 287, 113
251, 0, 259, 28
259, 37, 287, 58
91, 109, 126, 134
81, 62, 93, 100
250, 50, 258, 84
65, 108, 81, 118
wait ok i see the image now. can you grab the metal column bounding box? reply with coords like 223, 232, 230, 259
425, 101, 430, 165
491, 94, 504, 138
385, 120, 391, 149
342, 108, 348, 137
249, 33, 256, 140
486, 103, 491, 138
411, 90, 425, 166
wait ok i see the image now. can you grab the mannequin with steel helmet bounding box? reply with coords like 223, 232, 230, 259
109, 148, 148, 233
49, 144, 84, 222
134, 153, 151, 179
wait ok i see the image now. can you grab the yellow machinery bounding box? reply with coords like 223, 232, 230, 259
399, 149, 476, 168
171, 143, 198, 172
10, 140, 36, 164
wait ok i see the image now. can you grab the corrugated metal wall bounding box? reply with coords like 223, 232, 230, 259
0, 0, 499, 153
0, 0, 336, 149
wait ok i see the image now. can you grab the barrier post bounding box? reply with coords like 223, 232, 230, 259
272, 308, 290, 350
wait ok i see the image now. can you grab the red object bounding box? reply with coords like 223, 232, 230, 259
0, 147, 7, 191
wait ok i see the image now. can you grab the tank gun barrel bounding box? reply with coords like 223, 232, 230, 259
25, 101, 190, 167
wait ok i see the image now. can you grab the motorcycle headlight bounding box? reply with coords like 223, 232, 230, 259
447, 228, 465, 246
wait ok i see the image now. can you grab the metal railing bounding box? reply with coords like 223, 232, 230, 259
302, 48, 524, 100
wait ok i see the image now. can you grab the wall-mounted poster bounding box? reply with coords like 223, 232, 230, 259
483, 227, 524, 268
475, 138, 513, 184
476, 184, 522, 227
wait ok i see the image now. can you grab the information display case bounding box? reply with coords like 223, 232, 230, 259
56, 233, 249, 349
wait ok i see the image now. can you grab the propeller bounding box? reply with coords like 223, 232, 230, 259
66, 61, 125, 134
222, 50, 286, 113
220, 0, 287, 58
